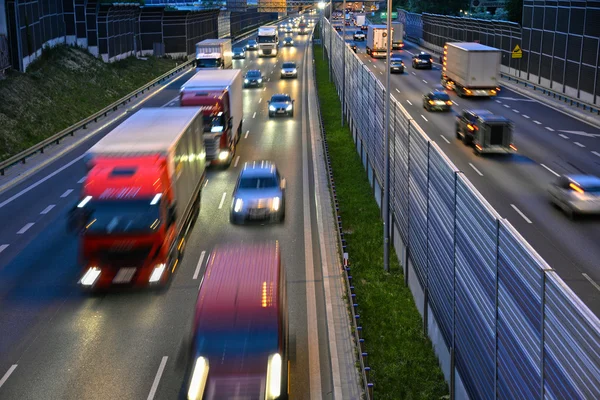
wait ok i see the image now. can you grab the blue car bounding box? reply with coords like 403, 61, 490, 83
232, 47, 246, 59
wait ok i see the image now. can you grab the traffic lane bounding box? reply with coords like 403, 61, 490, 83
0, 72, 194, 270
355, 49, 600, 313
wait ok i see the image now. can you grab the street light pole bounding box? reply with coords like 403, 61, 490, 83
341, 0, 346, 127
328, 0, 332, 81
383, 0, 392, 272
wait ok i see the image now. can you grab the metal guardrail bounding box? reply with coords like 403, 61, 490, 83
312, 43, 373, 400
0, 20, 286, 176
501, 73, 600, 115
0, 58, 195, 175
323, 18, 600, 399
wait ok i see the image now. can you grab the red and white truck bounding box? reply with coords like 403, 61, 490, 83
69, 107, 207, 290
179, 69, 243, 167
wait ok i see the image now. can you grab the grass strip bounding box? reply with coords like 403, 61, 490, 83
0, 45, 180, 161
313, 44, 449, 399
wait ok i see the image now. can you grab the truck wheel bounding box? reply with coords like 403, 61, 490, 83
462, 134, 470, 145
455, 127, 461, 139
236, 124, 242, 144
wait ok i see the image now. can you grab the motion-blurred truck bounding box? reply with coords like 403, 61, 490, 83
366, 25, 392, 58
179, 69, 243, 167
441, 42, 501, 97
195, 39, 232, 70
391, 21, 404, 50
455, 109, 517, 155
257, 26, 279, 57
71, 108, 207, 290
354, 14, 365, 27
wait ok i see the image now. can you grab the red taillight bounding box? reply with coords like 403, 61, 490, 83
570, 183, 584, 194
509, 144, 517, 151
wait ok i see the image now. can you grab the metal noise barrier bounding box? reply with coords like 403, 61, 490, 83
322, 17, 600, 400
312, 37, 374, 400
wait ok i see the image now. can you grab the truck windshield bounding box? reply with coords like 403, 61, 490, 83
196, 58, 221, 68
257, 36, 277, 44
203, 115, 225, 133
84, 200, 161, 234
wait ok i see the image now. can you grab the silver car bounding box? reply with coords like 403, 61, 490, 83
268, 94, 295, 117
280, 62, 298, 79
230, 161, 286, 224
548, 175, 600, 219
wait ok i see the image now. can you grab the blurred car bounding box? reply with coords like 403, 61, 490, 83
282, 37, 294, 47
280, 62, 298, 79
361, 24, 368, 31
268, 93, 295, 117
232, 47, 246, 59
389, 56, 405, 73
350, 43, 358, 53
230, 161, 286, 224
423, 90, 452, 112
548, 175, 600, 219
244, 70, 263, 88
334, 25, 342, 32
412, 52, 433, 69
285, 26, 293, 33
184, 241, 289, 400
353, 30, 365, 41
246, 40, 258, 50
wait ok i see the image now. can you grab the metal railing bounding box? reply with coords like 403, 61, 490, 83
0, 59, 195, 175
323, 18, 600, 399
313, 42, 373, 400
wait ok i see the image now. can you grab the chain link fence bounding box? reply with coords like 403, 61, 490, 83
323, 18, 600, 400
0, 35, 9, 75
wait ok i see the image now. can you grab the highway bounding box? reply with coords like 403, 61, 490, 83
0, 19, 339, 399
341, 29, 600, 315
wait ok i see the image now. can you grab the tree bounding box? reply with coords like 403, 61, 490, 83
505, 0, 523, 24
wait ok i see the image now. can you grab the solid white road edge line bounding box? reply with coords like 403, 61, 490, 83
469, 163, 484, 176
540, 164, 560, 177
582, 273, 600, 292
146, 356, 168, 400
193, 251, 207, 280
0, 365, 17, 389
40, 204, 55, 214
218, 192, 227, 209
511, 204, 533, 224
17, 223, 34, 234
301, 44, 323, 399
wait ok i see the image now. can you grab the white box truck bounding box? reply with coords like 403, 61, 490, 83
441, 42, 501, 97
179, 69, 243, 167
354, 14, 365, 27
257, 26, 278, 57
366, 25, 392, 58
195, 39, 232, 70
391, 21, 404, 50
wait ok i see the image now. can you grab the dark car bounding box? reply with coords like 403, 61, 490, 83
412, 52, 433, 69
244, 70, 263, 88
353, 30, 365, 41
282, 37, 294, 47
246, 40, 258, 50
350, 43, 358, 53
334, 25, 342, 32
423, 90, 452, 112
548, 175, 600, 219
232, 47, 246, 59
389, 57, 405, 73
268, 94, 295, 117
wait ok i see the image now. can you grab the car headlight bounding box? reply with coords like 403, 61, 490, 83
234, 198, 243, 212
286, 104, 293, 111
149, 263, 166, 283
258, 78, 262, 83
269, 105, 276, 111
244, 79, 249, 83
292, 69, 297, 73
281, 69, 285, 73
272, 197, 280, 211
265, 353, 282, 400
218, 150, 229, 161
80, 266, 101, 286
187, 356, 209, 400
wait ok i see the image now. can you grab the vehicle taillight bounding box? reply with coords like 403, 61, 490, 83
446, 101, 452, 105
509, 144, 518, 151
428, 100, 434, 105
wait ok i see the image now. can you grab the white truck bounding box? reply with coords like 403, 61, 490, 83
354, 14, 366, 27
391, 21, 404, 50
441, 42, 501, 97
366, 25, 392, 58
195, 39, 232, 70
179, 69, 243, 167
257, 26, 278, 57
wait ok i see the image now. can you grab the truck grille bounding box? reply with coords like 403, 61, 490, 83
100, 246, 153, 267
206, 376, 264, 400
204, 135, 220, 160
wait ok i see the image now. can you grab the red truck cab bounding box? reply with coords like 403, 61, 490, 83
185, 241, 289, 400
75, 156, 178, 289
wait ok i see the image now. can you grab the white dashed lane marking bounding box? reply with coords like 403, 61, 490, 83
592, 151, 600, 158
406, 100, 412, 106
523, 115, 530, 119
421, 115, 428, 122
503, 104, 510, 108
78, 176, 86, 184
469, 163, 484, 176
540, 164, 560, 177
512, 109, 519, 113
545, 127, 554, 131
252, 112, 257, 119
17, 223, 34, 234
218, 192, 227, 209
193, 251, 207, 280
395, 88, 400, 93
0, 244, 9, 254
40, 205, 55, 214
575, 142, 586, 148
244, 130, 250, 139
533, 120, 542, 125
511, 204, 533, 224
440, 135, 450, 144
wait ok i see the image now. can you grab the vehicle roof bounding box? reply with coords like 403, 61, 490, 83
85, 157, 165, 198
86, 108, 202, 156
271, 93, 291, 99
565, 175, 600, 187
197, 38, 230, 45
370, 24, 388, 29
448, 42, 499, 52
195, 241, 281, 331
240, 160, 278, 178
466, 109, 510, 122
184, 69, 241, 88
246, 69, 261, 74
